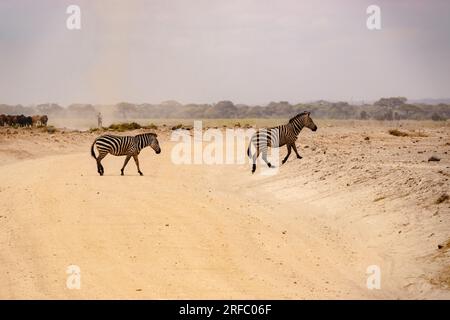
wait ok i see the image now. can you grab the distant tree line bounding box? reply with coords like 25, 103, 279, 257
0, 97, 449, 120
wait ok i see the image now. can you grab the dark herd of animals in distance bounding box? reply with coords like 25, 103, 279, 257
0, 114, 48, 127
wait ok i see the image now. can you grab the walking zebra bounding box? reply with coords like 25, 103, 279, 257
90, 132, 161, 176
247, 111, 317, 173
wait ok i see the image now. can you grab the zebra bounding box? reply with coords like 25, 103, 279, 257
247, 111, 317, 173
90, 132, 161, 176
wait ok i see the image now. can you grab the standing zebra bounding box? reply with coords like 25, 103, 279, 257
247, 111, 317, 173
91, 132, 161, 176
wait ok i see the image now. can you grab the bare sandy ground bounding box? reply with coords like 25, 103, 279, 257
0, 121, 449, 299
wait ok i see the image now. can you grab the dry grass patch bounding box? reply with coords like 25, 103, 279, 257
108, 122, 142, 132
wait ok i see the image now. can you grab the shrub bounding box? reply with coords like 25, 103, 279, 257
46, 126, 57, 134
108, 122, 141, 132
436, 194, 449, 204
360, 110, 368, 120
428, 156, 441, 162
147, 123, 158, 130
388, 129, 409, 137
431, 113, 445, 121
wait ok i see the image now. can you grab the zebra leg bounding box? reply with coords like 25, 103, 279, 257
133, 155, 143, 176
282, 145, 292, 165
121, 155, 132, 176
96, 153, 107, 176
251, 148, 260, 174
261, 149, 272, 168
292, 144, 302, 159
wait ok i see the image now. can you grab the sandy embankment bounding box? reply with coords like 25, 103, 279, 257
0, 122, 449, 299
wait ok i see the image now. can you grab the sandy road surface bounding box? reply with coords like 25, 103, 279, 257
0, 124, 449, 299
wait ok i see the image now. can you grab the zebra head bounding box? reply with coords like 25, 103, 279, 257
303, 112, 318, 131
149, 133, 161, 154
289, 112, 318, 132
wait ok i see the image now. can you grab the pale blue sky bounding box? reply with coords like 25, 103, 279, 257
0, 0, 449, 105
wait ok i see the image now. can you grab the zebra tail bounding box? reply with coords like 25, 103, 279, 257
247, 143, 252, 158
91, 140, 97, 159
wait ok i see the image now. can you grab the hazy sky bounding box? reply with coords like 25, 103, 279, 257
1, 0, 449, 105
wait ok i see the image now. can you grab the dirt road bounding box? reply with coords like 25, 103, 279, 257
1, 124, 449, 299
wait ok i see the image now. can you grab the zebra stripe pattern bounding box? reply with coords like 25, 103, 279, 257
91, 133, 161, 176
247, 111, 317, 173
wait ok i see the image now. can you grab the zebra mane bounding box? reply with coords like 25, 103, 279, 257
288, 111, 309, 123
136, 132, 157, 138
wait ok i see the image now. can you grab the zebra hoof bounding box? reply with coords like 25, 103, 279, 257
297, 156, 302, 159
139, 172, 143, 176
121, 172, 124, 176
